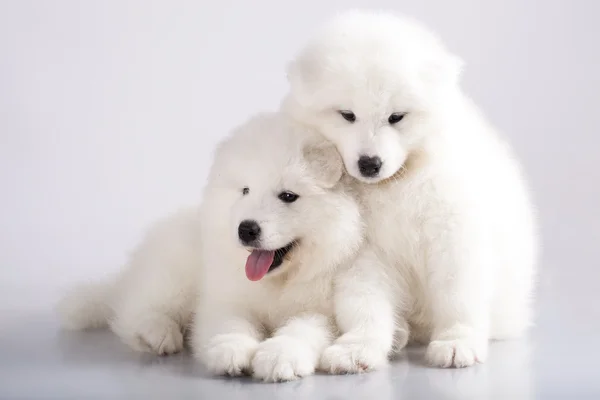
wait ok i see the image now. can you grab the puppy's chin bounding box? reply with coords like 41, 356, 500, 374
350, 172, 388, 184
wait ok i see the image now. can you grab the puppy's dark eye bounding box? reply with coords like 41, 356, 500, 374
242, 187, 249, 195
338, 110, 356, 123
388, 113, 405, 125
278, 191, 299, 203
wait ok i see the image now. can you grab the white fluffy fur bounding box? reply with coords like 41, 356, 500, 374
283, 9, 538, 369
191, 112, 364, 382
56, 208, 201, 355
57, 112, 366, 382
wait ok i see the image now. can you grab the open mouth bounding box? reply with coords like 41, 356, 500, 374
244, 241, 296, 281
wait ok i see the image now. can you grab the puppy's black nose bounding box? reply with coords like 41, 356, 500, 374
358, 155, 383, 178
238, 220, 261, 244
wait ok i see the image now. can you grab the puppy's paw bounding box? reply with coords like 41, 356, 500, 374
392, 321, 411, 353
426, 336, 488, 368
114, 314, 184, 355
203, 334, 259, 376
320, 335, 389, 374
251, 336, 316, 382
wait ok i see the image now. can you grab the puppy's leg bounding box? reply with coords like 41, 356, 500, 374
252, 314, 332, 382
109, 216, 199, 355
90, 209, 203, 356
109, 259, 196, 355
192, 307, 264, 377
321, 248, 397, 374
111, 309, 186, 356
110, 270, 194, 356
424, 226, 491, 368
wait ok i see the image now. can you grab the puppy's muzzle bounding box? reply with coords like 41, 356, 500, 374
238, 220, 261, 245
358, 155, 383, 178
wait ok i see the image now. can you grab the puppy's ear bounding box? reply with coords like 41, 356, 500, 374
285, 55, 322, 108
302, 141, 344, 189
286, 58, 313, 87
420, 52, 464, 91
286, 60, 307, 105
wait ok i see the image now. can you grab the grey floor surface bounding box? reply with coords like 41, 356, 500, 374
1, 278, 599, 400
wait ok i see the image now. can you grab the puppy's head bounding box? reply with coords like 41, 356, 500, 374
207, 112, 361, 282
284, 10, 463, 183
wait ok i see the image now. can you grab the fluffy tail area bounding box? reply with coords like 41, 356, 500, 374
56, 281, 114, 330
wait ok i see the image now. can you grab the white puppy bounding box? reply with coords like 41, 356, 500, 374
283, 10, 538, 369
57, 112, 365, 382
191, 112, 364, 382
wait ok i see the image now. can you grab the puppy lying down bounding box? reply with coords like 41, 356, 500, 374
57, 112, 368, 382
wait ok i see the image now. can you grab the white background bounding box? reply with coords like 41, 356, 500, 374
1, 0, 598, 314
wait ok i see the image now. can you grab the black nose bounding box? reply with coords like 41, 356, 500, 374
238, 220, 261, 244
358, 155, 383, 178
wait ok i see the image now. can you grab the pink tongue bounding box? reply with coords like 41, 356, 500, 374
245, 250, 275, 281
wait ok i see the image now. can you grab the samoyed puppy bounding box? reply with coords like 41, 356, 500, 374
57, 112, 365, 382
283, 10, 538, 369
191, 112, 364, 382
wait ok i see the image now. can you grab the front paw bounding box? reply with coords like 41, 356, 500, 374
251, 336, 316, 382
320, 334, 389, 374
202, 334, 259, 376
426, 336, 488, 368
